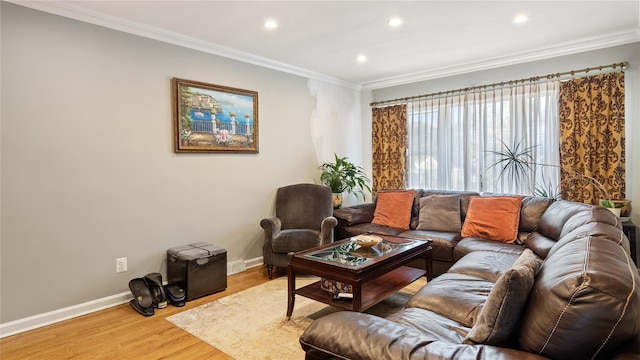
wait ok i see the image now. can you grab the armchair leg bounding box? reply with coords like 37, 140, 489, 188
266, 265, 274, 279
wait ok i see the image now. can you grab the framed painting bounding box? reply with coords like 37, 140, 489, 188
172, 78, 258, 153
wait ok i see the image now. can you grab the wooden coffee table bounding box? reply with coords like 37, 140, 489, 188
286, 234, 432, 319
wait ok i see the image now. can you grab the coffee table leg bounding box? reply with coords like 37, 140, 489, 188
286, 263, 295, 320
425, 248, 433, 281
352, 282, 362, 312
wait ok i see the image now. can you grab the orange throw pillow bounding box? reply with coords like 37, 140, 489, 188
372, 190, 415, 230
461, 196, 523, 243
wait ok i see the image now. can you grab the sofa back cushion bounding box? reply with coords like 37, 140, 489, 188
519, 227, 640, 359
519, 196, 554, 232
416, 195, 462, 232
461, 196, 523, 243
463, 249, 542, 347
372, 189, 415, 230
481, 193, 554, 234
523, 232, 556, 259
559, 205, 619, 239
410, 190, 479, 230
538, 200, 621, 242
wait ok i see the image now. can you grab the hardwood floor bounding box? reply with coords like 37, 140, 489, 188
1, 266, 275, 359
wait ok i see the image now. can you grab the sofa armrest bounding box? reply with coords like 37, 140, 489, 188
333, 203, 375, 226
300, 312, 549, 360
320, 216, 338, 245
260, 217, 281, 244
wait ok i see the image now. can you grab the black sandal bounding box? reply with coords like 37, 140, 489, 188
128, 278, 155, 316
144, 273, 168, 309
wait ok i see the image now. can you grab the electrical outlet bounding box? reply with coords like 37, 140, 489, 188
116, 257, 127, 273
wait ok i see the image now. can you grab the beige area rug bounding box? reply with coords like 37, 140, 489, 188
166, 276, 426, 359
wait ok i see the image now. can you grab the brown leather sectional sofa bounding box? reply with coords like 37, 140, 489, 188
299, 190, 640, 359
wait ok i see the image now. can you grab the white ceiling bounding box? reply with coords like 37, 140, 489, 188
11, 1, 640, 89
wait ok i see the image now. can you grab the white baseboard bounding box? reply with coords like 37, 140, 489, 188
244, 256, 264, 270
0, 291, 134, 339
0, 257, 264, 339
227, 259, 247, 274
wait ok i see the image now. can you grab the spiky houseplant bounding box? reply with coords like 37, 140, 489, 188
487, 140, 535, 187
320, 154, 371, 205
487, 140, 625, 210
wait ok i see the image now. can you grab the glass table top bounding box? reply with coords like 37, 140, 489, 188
304, 236, 417, 267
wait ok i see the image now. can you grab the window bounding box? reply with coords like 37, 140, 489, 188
407, 82, 560, 195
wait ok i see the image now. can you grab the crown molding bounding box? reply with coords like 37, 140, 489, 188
7, 1, 638, 92
362, 30, 640, 90
7, 0, 362, 91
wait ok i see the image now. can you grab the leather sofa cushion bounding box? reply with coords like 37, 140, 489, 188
332, 206, 373, 226
453, 237, 525, 261
461, 196, 522, 243
302, 314, 549, 359
406, 273, 493, 327
448, 251, 520, 283
537, 200, 598, 240
463, 249, 542, 347
552, 222, 632, 256
519, 196, 554, 232
520, 233, 640, 359
559, 205, 619, 239
401, 230, 462, 261
516, 231, 530, 245
417, 195, 462, 232
300, 311, 436, 360
301, 311, 550, 360
537, 200, 572, 239
386, 308, 470, 343
524, 231, 556, 258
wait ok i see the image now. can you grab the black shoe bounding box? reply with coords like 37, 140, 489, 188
144, 273, 168, 309
163, 283, 186, 307
128, 278, 155, 316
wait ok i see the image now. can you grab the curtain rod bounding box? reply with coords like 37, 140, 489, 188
370, 62, 628, 107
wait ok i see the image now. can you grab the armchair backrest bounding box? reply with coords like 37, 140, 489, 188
276, 184, 333, 230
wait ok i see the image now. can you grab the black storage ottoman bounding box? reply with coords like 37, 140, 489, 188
167, 242, 227, 301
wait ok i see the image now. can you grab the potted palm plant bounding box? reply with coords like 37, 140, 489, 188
320, 153, 371, 208
488, 140, 630, 217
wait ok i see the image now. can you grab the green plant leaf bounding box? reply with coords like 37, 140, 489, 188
319, 153, 371, 201
487, 140, 537, 185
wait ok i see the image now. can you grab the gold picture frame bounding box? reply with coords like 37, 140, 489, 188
172, 78, 258, 153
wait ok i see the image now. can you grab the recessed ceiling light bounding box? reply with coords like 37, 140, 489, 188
264, 19, 278, 29
356, 55, 367, 63
513, 15, 528, 24
388, 17, 403, 27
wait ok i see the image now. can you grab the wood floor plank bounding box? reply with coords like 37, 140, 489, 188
0, 266, 273, 359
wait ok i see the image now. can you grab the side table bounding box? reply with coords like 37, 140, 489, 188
622, 221, 637, 265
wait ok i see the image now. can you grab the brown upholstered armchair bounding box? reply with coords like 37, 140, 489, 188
260, 183, 338, 279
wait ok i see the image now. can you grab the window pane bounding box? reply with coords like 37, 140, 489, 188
407, 82, 559, 195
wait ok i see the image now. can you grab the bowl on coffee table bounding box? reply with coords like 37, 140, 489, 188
351, 234, 382, 248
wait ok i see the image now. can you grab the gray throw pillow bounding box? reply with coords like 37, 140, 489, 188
462, 249, 542, 347
416, 195, 462, 232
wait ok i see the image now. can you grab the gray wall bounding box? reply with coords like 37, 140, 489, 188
370, 43, 640, 226
0, 3, 362, 323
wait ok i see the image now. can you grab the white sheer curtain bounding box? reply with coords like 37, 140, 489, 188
407, 80, 560, 195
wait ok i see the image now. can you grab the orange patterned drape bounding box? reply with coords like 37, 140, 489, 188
558, 72, 625, 204
371, 105, 407, 194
